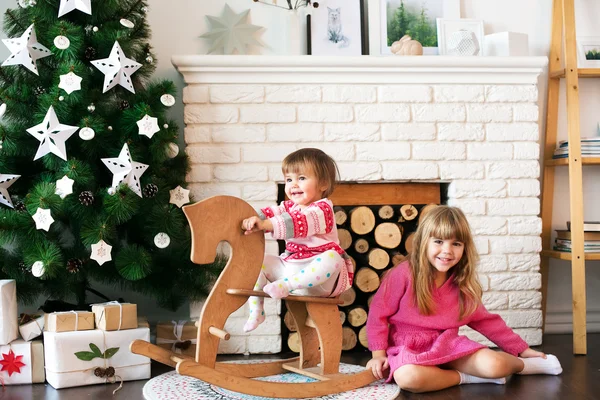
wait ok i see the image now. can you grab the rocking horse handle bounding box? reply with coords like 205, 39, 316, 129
182, 196, 266, 367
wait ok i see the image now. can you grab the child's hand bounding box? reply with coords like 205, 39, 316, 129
519, 347, 546, 358
241, 217, 272, 235
366, 356, 389, 380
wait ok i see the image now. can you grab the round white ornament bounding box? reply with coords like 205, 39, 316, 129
154, 232, 171, 249
59, 96, 64, 101
160, 94, 175, 107
79, 127, 95, 140
54, 35, 70, 50
107, 187, 116, 195
0, 103, 6, 119
92, 26, 99, 32
166, 143, 179, 158
32, 261, 45, 278
120, 18, 134, 28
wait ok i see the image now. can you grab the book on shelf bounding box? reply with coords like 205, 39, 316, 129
566, 221, 600, 232
553, 137, 600, 158
555, 238, 600, 249
553, 246, 600, 253
556, 230, 600, 240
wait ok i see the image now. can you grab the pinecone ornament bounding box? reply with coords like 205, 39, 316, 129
84, 47, 97, 60
34, 86, 46, 96
15, 202, 27, 212
79, 191, 94, 206
143, 183, 158, 198
119, 100, 130, 110
66, 258, 82, 274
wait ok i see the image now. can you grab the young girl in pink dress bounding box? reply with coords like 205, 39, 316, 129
241, 148, 353, 332
366, 206, 562, 393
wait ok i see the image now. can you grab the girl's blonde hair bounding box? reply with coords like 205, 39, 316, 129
408, 205, 482, 320
282, 148, 339, 198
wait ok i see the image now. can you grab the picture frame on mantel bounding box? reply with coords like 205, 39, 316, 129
367, 0, 460, 56
576, 36, 600, 68
309, 0, 366, 55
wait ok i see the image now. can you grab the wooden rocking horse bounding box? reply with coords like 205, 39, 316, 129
130, 195, 377, 398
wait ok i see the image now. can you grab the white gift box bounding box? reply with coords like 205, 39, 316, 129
19, 313, 45, 341
484, 32, 529, 56
0, 280, 18, 345
0, 340, 45, 384
44, 325, 151, 389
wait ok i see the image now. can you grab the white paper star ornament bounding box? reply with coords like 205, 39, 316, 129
91, 41, 141, 93
58, 71, 82, 94
2, 24, 52, 75
32, 208, 54, 231
169, 186, 190, 208
200, 4, 264, 55
90, 239, 112, 266
26, 106, 78, 161
55, 175, 74, 199
101, 143, 149, 198
137, 114, 160, 138
58, 0, 92, 18
0, 174, 20, 208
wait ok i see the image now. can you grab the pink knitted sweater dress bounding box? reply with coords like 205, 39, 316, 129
366, 261, 529, 381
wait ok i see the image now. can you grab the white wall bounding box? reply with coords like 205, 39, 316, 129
1, 0, 599, 331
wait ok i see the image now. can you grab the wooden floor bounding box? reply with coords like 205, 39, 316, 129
4, 334, 599, 399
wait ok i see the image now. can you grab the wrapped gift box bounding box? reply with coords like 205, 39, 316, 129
156, 320, 197, 357
0, 280, 18, 345
46, 311, 95, 332
19, 313, 45, 341
92, 302, 137, 331
44, 324, 150, 389
0, 340, 45, 384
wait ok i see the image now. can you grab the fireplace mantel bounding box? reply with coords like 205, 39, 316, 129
172, 55, 548, 84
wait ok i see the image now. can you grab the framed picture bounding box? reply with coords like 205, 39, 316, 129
309, 0, 366, 56
436, 18, 484, 56
577, 36, 600, 68
367, 0, 460, 56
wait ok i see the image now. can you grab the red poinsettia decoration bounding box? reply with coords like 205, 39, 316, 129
0, 350, 26, 376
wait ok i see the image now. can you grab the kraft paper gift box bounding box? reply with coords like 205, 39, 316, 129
156, 320, 197, 357
18, 313, 45, 341
92, 302, 137, 331
0, 340, 45, 384
43, 324, 151, 389
0, 280, 18, 345
46, 311, 95, 332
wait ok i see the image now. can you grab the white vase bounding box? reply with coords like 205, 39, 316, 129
271, 8, 308, 55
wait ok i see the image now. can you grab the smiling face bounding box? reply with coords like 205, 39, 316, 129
426, 237, 465, 277
284, 164, 327, 208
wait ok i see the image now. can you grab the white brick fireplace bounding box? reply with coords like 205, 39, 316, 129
175, 55, 548, 354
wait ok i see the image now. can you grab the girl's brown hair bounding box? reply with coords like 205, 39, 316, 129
282, 148, 339, 198
408, 205, 482, 320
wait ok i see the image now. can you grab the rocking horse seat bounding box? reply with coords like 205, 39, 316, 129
226, 289, 343, 305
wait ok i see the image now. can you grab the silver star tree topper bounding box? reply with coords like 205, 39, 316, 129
2, 24, 52, 75
91, 41, 142, 93
26, 106, 78, 161
58, 0, 92, 18
101, 143, 149, 198
0, 174, 20, 208
200, 4, 264, 55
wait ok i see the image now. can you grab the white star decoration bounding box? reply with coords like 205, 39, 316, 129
169, 186, 190, 208
58, 0, 92, 17
0, 174, 20, 208
32, 208, 54, 231
2, 24, 52, 75
26, 106, 78, 161
101, 143, 149, 198
200, 4, 264, 55
58, 71, 82, 94
91, 239, 112, 266
55, 175, 74, 199
136, 114, 160, 138
91, 41, 141, 93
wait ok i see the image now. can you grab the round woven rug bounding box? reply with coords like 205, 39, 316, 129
143, 361, 399, 400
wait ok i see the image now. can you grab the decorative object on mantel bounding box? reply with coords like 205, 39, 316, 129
576, 36, 600, 68
446, 30, 480, 56
251, 0, 319, 10
484, 32, 529, 56
390, 35, 423, 55
437, 18, 485, 56
309, 0, 366, 56
199, 4, 264, 55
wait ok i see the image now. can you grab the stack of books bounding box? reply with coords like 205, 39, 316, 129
553, 137, 600, 159
554, 221, 600, 253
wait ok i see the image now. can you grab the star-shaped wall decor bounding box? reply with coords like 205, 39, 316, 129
32, 208, 54, 231
58, 0, 92, 18
169, 185, 190, 208
136, 114, 160, 139
0, 174, 20, 208
91, 239, 112, 265
26, 106, 78, 161
101, 143, 149, 198
0, 350, 26, 377
200, 4, 264, 55
58, 71, 82, 94
1, 24, 52, 75
55, 175, 74, 199
91, 41, 142, 93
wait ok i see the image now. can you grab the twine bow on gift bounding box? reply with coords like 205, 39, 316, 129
156, 320, 197, 354
92, 301, 124, 331
54, 310, 81, 331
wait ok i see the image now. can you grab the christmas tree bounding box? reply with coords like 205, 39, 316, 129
0, 0, 222, 311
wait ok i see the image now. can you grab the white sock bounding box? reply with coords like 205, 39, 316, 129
517, 354, 562, 375
458, 371, 506, 385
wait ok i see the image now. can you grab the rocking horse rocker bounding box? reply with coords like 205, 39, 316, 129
130, 195, 377, 398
